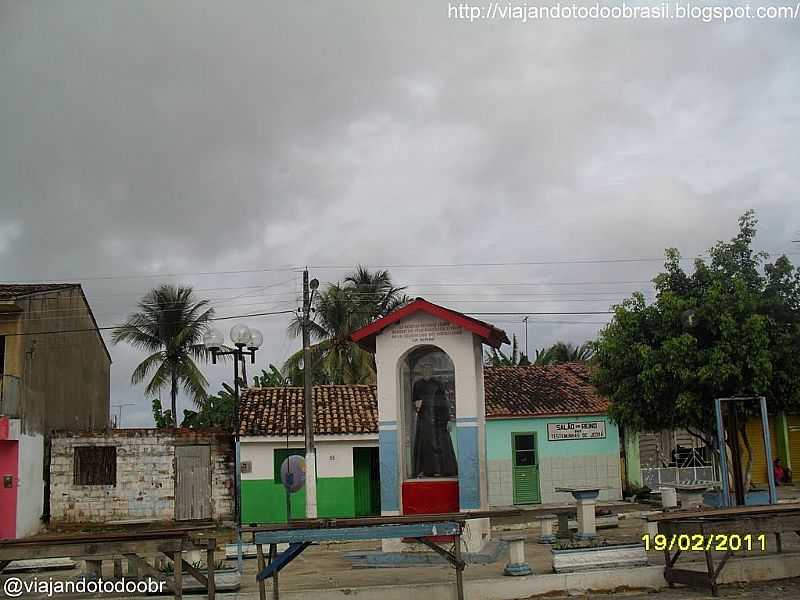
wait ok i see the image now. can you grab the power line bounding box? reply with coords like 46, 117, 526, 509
467, 311, 614, 315
5, 251, 798, 283
310, 254, 799, 270
0, 308, 297, 338
0, 266, 298, 283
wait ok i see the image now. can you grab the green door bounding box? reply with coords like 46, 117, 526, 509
512, 432, 541, 504
354, 447, 380, 516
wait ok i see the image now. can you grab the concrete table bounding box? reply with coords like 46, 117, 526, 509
555, 486, 604, 540
665, 483, 716, 510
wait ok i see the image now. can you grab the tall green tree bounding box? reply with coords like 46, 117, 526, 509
284, 267, 408, 384
112, 284, 214, 422
593, 211, 800, 486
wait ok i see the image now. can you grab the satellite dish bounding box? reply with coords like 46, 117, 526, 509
280, 455, 306, 493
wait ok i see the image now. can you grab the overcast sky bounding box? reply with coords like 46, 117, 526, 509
2, 1, 798, 426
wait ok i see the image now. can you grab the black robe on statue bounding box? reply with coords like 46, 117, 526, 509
412, 377, 458, 477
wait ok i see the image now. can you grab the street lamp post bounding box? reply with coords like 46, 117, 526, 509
203, 323, 263, 574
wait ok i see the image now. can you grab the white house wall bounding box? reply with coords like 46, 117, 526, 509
16, 430, 44, 538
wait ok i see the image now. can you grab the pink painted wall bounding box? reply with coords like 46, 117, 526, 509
0, 440, 19, 539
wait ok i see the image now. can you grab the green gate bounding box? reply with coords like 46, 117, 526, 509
512, 432, 540, 504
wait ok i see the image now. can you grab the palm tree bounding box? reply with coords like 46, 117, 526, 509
344, 266, 409, 322
533, 341, 595, 365
112, 284, 214, 422
284, 267, 408, 384
485, 334, 530, 366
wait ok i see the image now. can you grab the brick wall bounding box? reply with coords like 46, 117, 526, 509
50, 429, 233, 524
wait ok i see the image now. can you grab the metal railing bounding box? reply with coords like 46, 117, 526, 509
642, 466, 717, 488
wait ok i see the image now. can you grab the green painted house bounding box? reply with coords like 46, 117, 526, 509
483, 363, 622, 505
239, 385, 380, 524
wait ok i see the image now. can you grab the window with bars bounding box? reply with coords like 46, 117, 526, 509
73, 446, 117, 486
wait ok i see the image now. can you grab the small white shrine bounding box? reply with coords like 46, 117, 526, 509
351, 298, 509, 551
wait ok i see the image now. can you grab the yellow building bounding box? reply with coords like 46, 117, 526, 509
745, 413, 799, 484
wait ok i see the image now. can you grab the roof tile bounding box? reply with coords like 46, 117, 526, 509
484, 362, 609, 418
239, 385, 378, 437
240, 364, 608, 436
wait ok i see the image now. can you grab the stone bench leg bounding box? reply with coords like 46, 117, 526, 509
503, 537, 532, 576
557, 513, 571, 538
538, 516, 558, 544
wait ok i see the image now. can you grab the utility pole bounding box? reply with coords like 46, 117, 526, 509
303, 269, 318, 518
523, 316, 529, 359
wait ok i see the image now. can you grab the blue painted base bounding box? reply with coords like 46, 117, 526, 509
703, 490, 771, 508
538, 535, 557, 544
574, 533, 597, 541
504, 562, 532, 576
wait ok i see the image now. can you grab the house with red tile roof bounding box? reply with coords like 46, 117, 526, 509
239, 385, 380, 523
483, 362, 621, 506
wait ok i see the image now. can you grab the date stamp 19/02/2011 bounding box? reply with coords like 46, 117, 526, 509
641, 533, 768, 552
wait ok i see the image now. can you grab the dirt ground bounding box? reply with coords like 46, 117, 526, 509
4, 495, 800, 598
575, 577, 800, 599
239, 506, 800, 593
8, 504, 800, 596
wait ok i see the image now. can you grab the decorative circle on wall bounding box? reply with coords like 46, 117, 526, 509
280, 455, 306, 493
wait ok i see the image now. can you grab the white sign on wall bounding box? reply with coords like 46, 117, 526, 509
547, 421, 606, 441
389, 320, 462, 344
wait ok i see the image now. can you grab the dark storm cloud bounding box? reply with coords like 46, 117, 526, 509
2, 1, 798, 425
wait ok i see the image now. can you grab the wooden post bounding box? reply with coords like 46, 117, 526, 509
206, 538, 216, 600
663, 546, 673, 588
270, 543, 280, 600
256, 544, 267, 600
173, 552, 182, 600
85, 559, 103, 579
454, 533, 464, 600
127, 557, 139, 578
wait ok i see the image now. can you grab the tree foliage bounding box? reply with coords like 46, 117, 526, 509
152, 384, 236, 429
533, 341, 595, 365
252, 364, 290, 387
179, 384, 235, 429
113, 285, 214, 420
594, 211, 800, 444
485, 334, 530, 366
284, 267, 409, 384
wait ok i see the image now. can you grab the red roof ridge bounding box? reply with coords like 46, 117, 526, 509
350, 297, 509, 351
